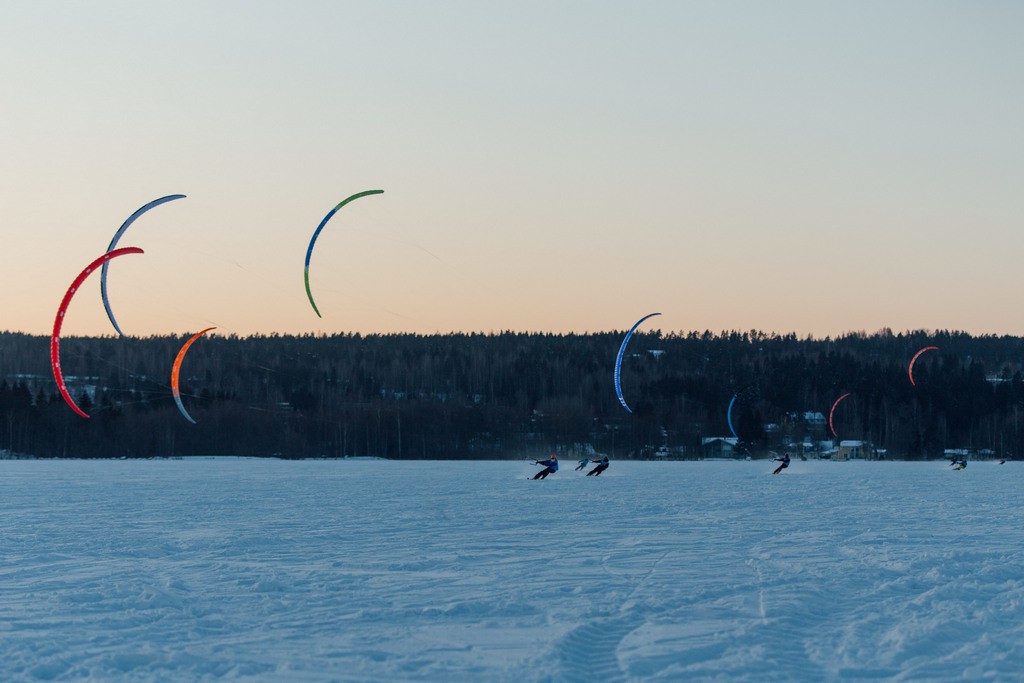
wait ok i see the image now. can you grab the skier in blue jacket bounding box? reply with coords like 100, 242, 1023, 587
587, 455, 609, 476
532, 455, 558, 479
575, 458, 590, 471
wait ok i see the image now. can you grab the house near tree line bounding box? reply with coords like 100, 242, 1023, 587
702, 437, 739, 458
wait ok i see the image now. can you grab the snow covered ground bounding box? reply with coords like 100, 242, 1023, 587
1, 458, 1022, 681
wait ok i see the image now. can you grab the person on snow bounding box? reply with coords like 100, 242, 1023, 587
952, 458, 967, 470
575, 458, 590, 471
587, 455, 610, 476
772, 453, 791, 475
532, 454, 558, 479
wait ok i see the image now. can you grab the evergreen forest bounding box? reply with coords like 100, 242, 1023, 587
3, 329, 1024, 460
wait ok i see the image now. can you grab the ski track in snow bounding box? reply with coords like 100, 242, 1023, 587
1, 459, 1023, 681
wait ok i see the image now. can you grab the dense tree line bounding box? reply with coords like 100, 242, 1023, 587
2, 329, 1024, 459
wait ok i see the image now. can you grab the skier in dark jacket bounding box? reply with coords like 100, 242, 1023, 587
772, 453, 791, 475
587, 456, 610, 476
532, 455, 559, 479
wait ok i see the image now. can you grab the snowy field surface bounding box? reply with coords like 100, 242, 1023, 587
2, 458, 1023, 682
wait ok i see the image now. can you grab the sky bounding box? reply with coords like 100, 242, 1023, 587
2, 1, 1022, 338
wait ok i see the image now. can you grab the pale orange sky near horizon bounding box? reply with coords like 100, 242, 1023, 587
2, 2, 1022, 339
